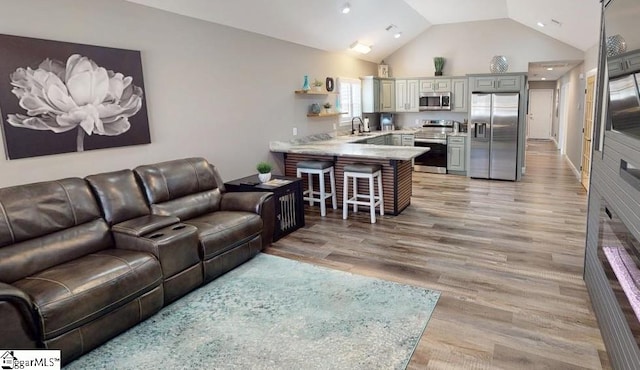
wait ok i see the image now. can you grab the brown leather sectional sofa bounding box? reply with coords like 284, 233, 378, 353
0, 157, 275, 364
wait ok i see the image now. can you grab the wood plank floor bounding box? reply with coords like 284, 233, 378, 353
265, 140, 611, 369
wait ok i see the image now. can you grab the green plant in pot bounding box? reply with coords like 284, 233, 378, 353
257, 161, 272, 183
323, 102, 332, 113
312, 79, 324, 92
433, 57, 445, 76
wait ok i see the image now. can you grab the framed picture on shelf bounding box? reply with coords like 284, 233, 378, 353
378, 63, 389, 78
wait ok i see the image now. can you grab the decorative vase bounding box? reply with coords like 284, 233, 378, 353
326, 77, 334, 92
302, 75, 310, 91
258, 172, 271, 183
490, 56, 509, 73
434, 71, 443, 76
310, 103, 321, 114
606, 34, 627, 57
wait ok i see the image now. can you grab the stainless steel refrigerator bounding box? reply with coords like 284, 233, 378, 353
470, 93, 519, 180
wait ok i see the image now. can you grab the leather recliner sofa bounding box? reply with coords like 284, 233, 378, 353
0, 157, 275, 365
134, 157, 275, 283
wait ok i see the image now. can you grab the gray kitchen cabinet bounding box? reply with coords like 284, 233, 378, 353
607, 50, 640, 78
395, 79, 419, 112
451, 78, 468, 112
470, 74, 523, 92
401, 134, 414, 146
391, 134, 414, 146
447, 135, 466, 174
361, 76, 380, 113
380, 79, 395, 112
366, 135, 386, 145
391, 134, 415, 146
384, 134, 393, 145
392, 134, 402, 146
420, 78, 451, 93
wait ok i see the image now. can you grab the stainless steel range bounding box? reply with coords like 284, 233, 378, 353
413, 120, 455, 173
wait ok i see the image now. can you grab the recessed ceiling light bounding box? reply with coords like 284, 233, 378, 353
394, 32, 402, 39
541, 77, 547, 80
350, 41, 372, 54
537, 21, 545, 27
546, 67, 553, 71
341, 3, 351, 14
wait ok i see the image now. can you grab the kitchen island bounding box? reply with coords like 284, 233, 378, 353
269, 132, 428, 215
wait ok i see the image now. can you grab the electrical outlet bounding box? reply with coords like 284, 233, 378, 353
333, 123, 337, 130
292, 127, 298, 136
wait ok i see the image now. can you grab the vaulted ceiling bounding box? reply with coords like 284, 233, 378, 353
127, 0, 601, 63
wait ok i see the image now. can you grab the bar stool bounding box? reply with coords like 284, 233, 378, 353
342, 163, 384, 224
296, 160, 337, 217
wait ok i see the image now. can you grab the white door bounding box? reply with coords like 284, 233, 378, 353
527, 89, 554, 139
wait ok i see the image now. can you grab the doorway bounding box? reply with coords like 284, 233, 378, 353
581, 74, 596, 191
527, 89, 554, 139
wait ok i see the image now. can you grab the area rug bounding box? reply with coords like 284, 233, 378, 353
65, 253, 440, 369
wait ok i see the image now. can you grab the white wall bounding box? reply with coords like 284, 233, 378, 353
557, 63, 586, 172
384, 19, 584, 77
0, 0, 376, 187
584, 43, 600, 72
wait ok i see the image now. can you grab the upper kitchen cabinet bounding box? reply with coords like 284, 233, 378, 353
469, 73, 525, 92
395, 79, 420, 112
451, 78, 468, 112
361, 76, 380, 113
420, 78, 451, 93
361, 77, 395, 112
380, 79, 395, 112
607, 50, 640, 78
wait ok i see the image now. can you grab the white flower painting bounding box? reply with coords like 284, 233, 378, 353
0, 34, 150, 159
8, 54, 143, 151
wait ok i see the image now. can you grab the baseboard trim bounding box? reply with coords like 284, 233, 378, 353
564, 154, 581, 180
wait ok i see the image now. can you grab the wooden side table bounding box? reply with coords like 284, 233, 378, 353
224, 175, 304, 241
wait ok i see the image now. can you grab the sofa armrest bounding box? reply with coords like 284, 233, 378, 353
113, 223, 201, 280
221, 191, 272, 214
112, 215, 180, 237
221, 192, 275, 247
0, 282, 40, 347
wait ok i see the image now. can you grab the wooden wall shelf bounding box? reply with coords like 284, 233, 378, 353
295, 90, 338, 95
306, 112, 345, 118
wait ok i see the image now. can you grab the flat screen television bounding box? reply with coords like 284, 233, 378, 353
605, 0, 640, 140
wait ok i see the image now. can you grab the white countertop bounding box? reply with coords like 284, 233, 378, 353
269, 131, 428, 161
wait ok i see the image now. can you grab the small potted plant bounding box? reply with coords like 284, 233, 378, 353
256, 161, 272, 183
323, 102, 332, 114
312, 79, 324, 92
434, 57, 445, 76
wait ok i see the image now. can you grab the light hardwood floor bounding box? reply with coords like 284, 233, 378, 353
265, 140, 611, 369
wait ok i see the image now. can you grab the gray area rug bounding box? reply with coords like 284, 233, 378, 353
66, 253, 440, 369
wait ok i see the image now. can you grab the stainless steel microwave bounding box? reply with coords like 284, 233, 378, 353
419, 92, 451, 111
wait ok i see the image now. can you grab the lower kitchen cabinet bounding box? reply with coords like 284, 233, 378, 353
447, 135, 466, 174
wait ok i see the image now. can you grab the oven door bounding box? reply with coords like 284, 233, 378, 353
414, 139, 447, 173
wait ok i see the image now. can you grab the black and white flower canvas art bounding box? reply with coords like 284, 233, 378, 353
0, 34, 150, 159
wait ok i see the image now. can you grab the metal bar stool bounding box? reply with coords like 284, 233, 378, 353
342, 163, 384, 223
296, 160, 337, 217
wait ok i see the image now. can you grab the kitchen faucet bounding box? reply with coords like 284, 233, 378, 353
351, 117, 364, 135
